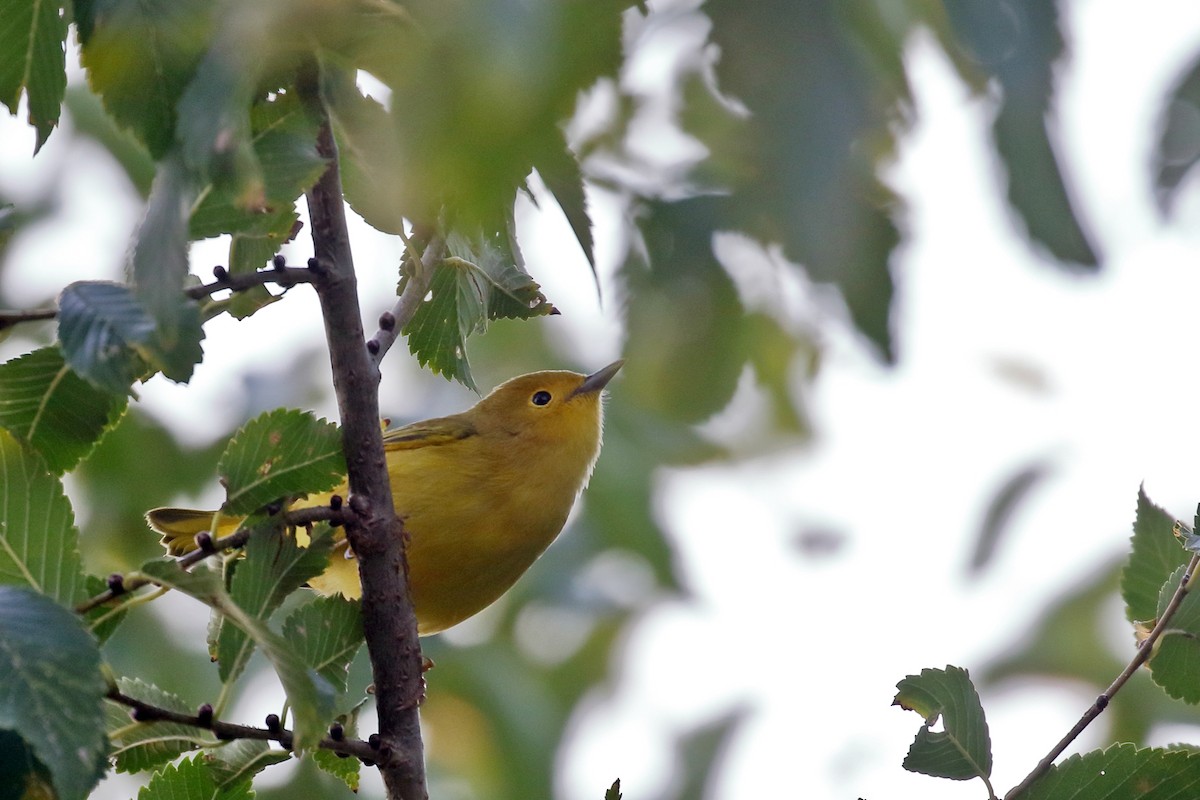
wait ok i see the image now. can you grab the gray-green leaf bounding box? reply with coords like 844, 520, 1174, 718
0, 586, 107, 800
218, 409, 345, 515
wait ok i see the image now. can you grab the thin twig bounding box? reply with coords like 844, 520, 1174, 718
106, 688, 382, 763
1005, 553, 1200, 799
367, 227, 445, 367
73, 504, 343, 615
0, 308, 57, 330
184, 264, 316, 300
0, 267, 316, 333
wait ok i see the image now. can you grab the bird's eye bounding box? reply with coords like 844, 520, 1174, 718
531, 390, 552, 406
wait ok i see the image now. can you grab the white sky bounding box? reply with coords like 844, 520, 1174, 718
5, 2, 1200, 799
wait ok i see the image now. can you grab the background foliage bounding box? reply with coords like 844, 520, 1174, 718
3, 0, 1200, 798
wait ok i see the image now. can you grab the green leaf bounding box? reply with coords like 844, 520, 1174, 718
1156, 54, 1200, 213
218, 409, 345, 515
699, 1, 905, 357
604, 779, 622, 800
0, 345, 128, 474
622, 197, 747, 422
57, 281, 155, 395
327, 75, 407, 235
189, 92, 326, 241
374, 0, 625, 228
223, 235, 286, 320
140, 559, 336, 751
80, 573, 126, 643
131, 152, 206, 384
217, 521, 334, 683
1149, 564, 1200, 703
0, 0, 67, 151
136, 755, 253, 800
1022, 743, 1200, 800
202, 739, 291, 788
105, 677, 208, 773
893, 665, 992, 781
63, 84, 155, 197
0, 586, 107, 800
533, 132, 595, 272
281, 596, 364, 694
311, 695, 367, 792
1123, 487, 1189, 625
941, 0, 1097, 267
403, 229, 556, 389
0, 428, 82, 605
76, 0, 215, 159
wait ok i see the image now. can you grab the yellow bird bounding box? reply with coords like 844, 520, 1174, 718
147, 361, 622, 635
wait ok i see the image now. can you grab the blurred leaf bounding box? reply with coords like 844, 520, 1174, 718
982, 559, 1186, 746
63, 84, 155, 197
137, 755, 252, 800
189, 92, 326, 241
217, 521, 333, 683
0, 586, 107, 800
969, 460, 1052, 574
700, 0, 906, 357
1022, 744, 1200, 800
202, 739, 291, 788
57, 281, 154, 395
1148, 564, 1200, 704
893, 665, 992, 781
605, 779, 622, 800
76, 409, 225, 554
941, 0, 1098, 267
623, 197, 746, 422
1156, 54, 1200, 213
140, 559, 336, 751
326, 73, 407, 235
1122, 487, 1189, 625
0, 346, 127, 474
281, 596, 364, 694
0, 428, 82, 605
372, 0, 626, 228
534, 131, 595, 273
76, 0, 215, 158
670, 710, 745, 800
217, 408, 345, 515
105, 677, 208, 773
0, 0, 67, 151
402, 229, 556, 390
131, 153, 206, 383
422, 616, 622, 799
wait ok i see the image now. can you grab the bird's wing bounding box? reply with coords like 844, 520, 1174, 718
382, 415, 477, 451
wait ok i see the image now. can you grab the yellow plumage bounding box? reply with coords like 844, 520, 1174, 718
147, 361, 622, 635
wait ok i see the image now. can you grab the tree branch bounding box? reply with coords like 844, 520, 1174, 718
75, 505, 348, 615
0, 264, 315, 332
106, 687, 382, 763
299, 63, 428, 800
366, 228, 444, 367
1005, 553, 1200, 799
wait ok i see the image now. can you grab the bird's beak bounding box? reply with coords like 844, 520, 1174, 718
571, 359, 624, 398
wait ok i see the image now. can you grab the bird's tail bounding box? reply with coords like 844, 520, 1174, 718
146, 508, 240, 556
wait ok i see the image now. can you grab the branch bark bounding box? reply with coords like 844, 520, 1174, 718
299, 64, 428, 800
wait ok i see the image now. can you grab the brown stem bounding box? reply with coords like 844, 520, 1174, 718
1005, 553, 1200, 799
367, 227, 444, 367
107, 688, 380, 762
299, 63, 427, 800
